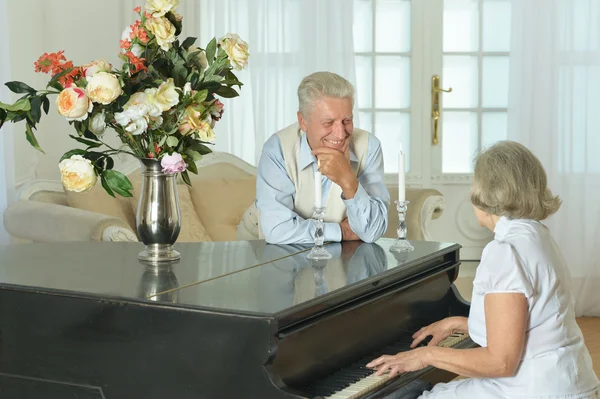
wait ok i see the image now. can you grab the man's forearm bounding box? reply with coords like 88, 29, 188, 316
263, 217, 342, 244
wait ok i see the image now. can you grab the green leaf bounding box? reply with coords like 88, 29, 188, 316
205, 37, 217, 66
0, 109, 6, 124
5, 81, 37, 95
186, 159, 198, 174
187, 141, 213, 155
60, 149, 87, 162
185, 149, 203, 162
42, 96, 50, 114
193, 89, 208, 103
215, 86, 239, 98
69, 134, 102, 148
181, 36, 197, 50
158, 135, 168, 147
48, 81, 63, 92
103, 170, 133, 197
181, 170, 192, 185
0, 97, 31, 112
101, 175, 116, 198
166, 136, 179, 147
30, 96, 42, 124
25, 124, 44, 153
105, 156, 115, 170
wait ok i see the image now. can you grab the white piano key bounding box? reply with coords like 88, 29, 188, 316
325, 333, 470, 398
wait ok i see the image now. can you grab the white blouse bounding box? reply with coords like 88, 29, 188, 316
468, 217, 599, 397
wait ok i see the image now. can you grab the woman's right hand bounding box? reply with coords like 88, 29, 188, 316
410, 316, 468, 348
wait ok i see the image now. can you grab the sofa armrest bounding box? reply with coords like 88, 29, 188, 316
383, 187, 445, 241
3, 201, 138, 243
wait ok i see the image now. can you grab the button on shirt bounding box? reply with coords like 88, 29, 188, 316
256, 132, 390, 244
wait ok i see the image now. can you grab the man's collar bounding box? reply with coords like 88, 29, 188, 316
299, 132, 359, 171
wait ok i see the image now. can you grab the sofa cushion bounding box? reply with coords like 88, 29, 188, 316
65, 184, 137, 232
128, 169, 212, 243
188, 162, 256, 242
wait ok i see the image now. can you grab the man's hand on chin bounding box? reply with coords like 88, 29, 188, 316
340, 218, 361, 241
312, 147, 359, 199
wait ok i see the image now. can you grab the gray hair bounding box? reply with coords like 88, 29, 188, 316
297, 72, 355, 118
471, 141, 561, 220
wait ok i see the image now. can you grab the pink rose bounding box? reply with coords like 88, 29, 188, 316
160, 152, 187, 174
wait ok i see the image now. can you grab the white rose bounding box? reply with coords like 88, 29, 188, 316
183, 82, 192, 95
86, 72, 123, 105
219, 33, 249, 71
115, 92, 161, 127
56, 86, 93, 121
145, 78, 179, 111
82, 59, 112, 78
145, 17, 176, 51
58, 155, 97, 192
89, 111, 107, 137
145, 0, 179, 17
121, 26, 144, 57
188, 46, 208, 70
124, 117, 149, 136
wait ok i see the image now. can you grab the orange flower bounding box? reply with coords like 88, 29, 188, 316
125, 51, 147, 74
134, 6, 141, 13
120, 39, 132, 50
34, 51, 66, 73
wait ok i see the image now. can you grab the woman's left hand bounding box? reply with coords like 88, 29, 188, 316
366, 347, 430, 378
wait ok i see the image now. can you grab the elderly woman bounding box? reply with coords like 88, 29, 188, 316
368, 141, 599, 398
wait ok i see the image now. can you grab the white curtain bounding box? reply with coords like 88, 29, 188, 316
190, 0, 356, 165
508, 0, 600, 316
0, 0, 16, 245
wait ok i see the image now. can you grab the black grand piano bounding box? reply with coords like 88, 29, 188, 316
0, 238, 475, 399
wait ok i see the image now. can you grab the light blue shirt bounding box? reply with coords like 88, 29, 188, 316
256, 132, 390, 244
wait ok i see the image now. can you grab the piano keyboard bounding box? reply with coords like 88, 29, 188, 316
301, 332, 470, 399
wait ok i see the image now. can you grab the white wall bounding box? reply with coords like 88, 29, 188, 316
5, 0, 141, 186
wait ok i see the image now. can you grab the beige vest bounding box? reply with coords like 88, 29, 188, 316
276, 122, 370, 223
236, 123, 371, 240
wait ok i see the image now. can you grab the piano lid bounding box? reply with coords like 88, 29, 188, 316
155, 239, 461, 326
0, 239, 459, 323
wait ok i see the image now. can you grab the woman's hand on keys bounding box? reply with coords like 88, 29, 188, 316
410, 316, 468, 348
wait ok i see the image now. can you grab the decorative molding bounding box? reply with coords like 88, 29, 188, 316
454, 200, 493, 243
431, 174, 473, 184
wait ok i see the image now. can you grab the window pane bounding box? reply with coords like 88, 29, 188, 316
353, 0, 373, 52
482, 56, 509, 107
355, 56, 373, 108
375, 0, 411, 52
443, 0, 479, 52
375, 56, 410, 109
374, 112, 411, 172
359, 111, 373, 134
443, 56, 478, 108
442, 112, 478, 173
482, 0, 511, 51
481, 112, 507, 150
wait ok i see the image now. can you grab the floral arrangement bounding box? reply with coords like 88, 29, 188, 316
0, 0, 249, 197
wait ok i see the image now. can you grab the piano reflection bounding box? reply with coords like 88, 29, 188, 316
0, 239, 476, 399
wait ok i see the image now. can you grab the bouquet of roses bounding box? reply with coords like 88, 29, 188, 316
0, 0, 249, 198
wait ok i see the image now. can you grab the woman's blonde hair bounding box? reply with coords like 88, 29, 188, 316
471, 141, 561, 220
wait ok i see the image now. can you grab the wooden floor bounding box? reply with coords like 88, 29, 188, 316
455, 272, 600, 378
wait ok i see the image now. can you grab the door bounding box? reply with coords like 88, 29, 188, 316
353, 0, 512, 260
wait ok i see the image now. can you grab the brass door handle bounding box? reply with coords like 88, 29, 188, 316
431, 75, 452, 145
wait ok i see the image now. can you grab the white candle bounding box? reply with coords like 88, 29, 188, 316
398, 151, 406, 202
314, 170, 322, 208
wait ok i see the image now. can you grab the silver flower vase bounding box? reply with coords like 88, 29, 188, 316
136, 158, 181, 262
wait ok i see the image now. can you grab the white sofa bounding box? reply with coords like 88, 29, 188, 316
3, 152, 445, 243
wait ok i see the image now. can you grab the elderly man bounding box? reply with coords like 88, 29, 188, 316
244, 71, 389, 244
